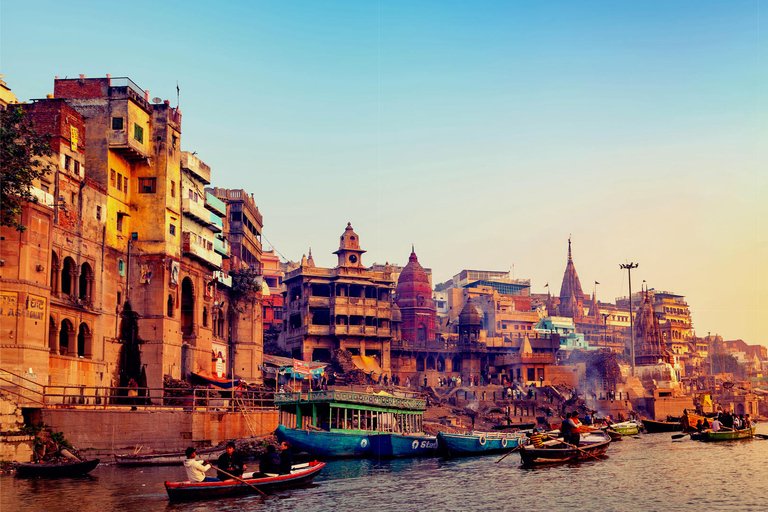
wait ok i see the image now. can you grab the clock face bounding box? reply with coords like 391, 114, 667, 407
349, 255, 358, 264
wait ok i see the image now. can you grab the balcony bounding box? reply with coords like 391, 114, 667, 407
213, 236, 229, 258
182, 197, 214, 226
212, 270, 231, 288
107, 129, 150, 161
205, 192, 226, 217
181, 152, 211, 184
182, 231, 222, 269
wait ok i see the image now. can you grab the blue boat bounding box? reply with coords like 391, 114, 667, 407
275, 425, 372, 458
274, 389, 428, 458
437, 430, 526, 457
369, 433, 438, 458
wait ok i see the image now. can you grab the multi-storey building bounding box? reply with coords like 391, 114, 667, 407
261, 249, 284, 348
208, 188, 262, 272
280, 223, 395, 370
1, 76, 262, 397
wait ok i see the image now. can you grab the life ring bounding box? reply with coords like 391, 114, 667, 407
360, 438, 368, 448
501, 438, 508, 448
478, 436, 486, 446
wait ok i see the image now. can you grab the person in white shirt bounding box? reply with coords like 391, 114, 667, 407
710, 418, 722, 432
183, 447, 219, 482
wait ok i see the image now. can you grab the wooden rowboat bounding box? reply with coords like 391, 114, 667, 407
15, 458, 100, 478
642, 418, 683, 433
700, 426, 756, 442
519, 431, 611, 467
164, 461, 325, 501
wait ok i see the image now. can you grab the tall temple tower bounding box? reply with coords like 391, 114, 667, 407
558, 238, 585, 320
634, 291, 672, 365
394, 247, 436, 344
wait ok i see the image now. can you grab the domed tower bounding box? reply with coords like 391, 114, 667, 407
458, 297, 482, 345
395, 246, 436, 343
558, 238, 585, 320
333, 222, 366, 268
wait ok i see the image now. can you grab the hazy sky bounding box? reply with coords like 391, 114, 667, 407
3, 1, 766, 347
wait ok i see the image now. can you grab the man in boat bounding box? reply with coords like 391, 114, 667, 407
217, 441, 246, 480
183, 447, 219, 482
278, 441, 293, 475
259, 444, 281, 474
710, 416, 722, 432
567, 412, 582, 447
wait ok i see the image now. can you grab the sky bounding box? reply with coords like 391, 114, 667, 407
2, 1, 766, 347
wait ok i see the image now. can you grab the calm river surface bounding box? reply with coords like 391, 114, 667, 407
3, 424, 767, 512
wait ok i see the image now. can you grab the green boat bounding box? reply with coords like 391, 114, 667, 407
605, 421, 641, 436
700, 426, 756, 442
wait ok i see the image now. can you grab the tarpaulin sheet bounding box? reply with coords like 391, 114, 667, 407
350, 355, 383, 378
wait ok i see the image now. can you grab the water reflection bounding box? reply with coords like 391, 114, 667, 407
3, 425, 767, 512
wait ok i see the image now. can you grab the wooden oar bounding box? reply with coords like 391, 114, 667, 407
495, 443, 524, 463
753, 433, 768, 440
542, 434, 605, 461
215, 467, 268, 497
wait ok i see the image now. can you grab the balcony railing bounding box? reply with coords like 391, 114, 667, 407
182, 231, 222, 269
182, 197, 213, 226
107, 129, 150, 160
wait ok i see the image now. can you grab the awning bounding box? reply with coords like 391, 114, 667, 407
350, 355, 383, 378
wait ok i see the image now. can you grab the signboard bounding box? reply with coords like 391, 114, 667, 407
70, 126, 78, 151
0, 291, 46, 320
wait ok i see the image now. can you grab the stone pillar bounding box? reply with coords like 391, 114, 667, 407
67, 326, 77, 357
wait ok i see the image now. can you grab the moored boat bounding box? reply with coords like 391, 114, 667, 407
164, 461, 325, 501
605, 421, 641, 436
700, 426, 756, 442
519, 431, 611, 467
274, 389, 428, 458
680, 412, 716, 432
602, 428, 623, 441
369, 432, 437, 458
115, 447, 223, 466
642, 418, 683, 433
15, 458, 100, 478
437, 430, 526, 457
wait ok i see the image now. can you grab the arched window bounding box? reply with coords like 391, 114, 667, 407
181, 277, 195, 337
59, 319, 74, 356
167, 294, 174, 317
79, 262, 93, 303
61, 257, 77, 297
77, 322, 93, 358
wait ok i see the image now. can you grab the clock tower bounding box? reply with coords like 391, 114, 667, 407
333, 222, 366, 268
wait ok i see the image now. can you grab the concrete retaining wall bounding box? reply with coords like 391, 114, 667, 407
41, 408, 279, 455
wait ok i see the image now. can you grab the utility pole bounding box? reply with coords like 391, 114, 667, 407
620, 262, 639, 376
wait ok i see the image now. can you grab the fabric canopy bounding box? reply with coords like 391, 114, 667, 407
350, 355, 383, 378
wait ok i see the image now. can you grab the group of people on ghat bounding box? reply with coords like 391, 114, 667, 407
183, 441, 293, 483
698, 411, 752, 433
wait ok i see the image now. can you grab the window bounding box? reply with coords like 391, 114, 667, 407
139, 178, 156, 193
133, 123, 144, 143
131, 232, 138, 241
118, 259, 125, 276
169, 224, 176, 236
170, 181, 176, 197
111, 170, 116, 187
74, 161, 80, 174
64, 155, 71, 170
42, 185, 50, 193
117, 173, 123, 191
117, 215, 123, 232
172, 134, 177, 149
189, 190, 196, 201
117, 291, 122, 307
112, 117, 124, 130
71, 193, 76, 206
124, 176, 128, 192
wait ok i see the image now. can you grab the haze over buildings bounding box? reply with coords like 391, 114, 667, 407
2, 1, 766, 347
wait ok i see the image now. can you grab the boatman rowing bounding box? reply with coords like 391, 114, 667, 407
183, 447, 220, 483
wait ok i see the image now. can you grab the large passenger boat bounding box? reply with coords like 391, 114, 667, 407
274, 389, 431, 458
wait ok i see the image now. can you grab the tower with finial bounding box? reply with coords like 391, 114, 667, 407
558, 237, 585, 320
333, 222, 366, 268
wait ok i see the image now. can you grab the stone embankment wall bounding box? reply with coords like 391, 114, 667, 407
41, 408, 279, 457
1, 395, 34, 462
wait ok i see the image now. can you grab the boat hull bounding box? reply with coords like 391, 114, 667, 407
15, 458, 100, 478
519, 432, 611, 467
642, 419, 683, 433
607, 421, 641, 436
369, 433, 437, 458
275, 425, 372, 458
437, 431, 523, 457
164, 461, 325, 501
700, 426, 756, 442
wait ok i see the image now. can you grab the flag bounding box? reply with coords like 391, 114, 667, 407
544, 283, 549, 288
595, 281, 600, 285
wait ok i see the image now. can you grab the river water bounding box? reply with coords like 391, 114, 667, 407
3, 425, 767, 512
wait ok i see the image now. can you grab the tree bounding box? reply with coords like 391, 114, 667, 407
0, 106, 52, 231
229, 267, 262, 313
711, 353, 743, 378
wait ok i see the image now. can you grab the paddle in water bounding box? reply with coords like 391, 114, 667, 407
542, 433, 605, 461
